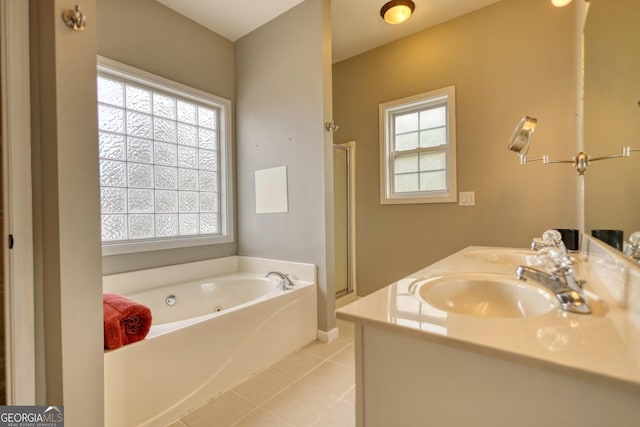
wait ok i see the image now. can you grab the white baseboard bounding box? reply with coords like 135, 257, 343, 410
317, 327, 339, 343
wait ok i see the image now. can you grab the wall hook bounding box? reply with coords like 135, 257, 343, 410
62, 5, 87, 31
325, 121, 340, 133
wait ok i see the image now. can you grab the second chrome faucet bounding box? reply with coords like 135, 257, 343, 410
516, 230, 592, 314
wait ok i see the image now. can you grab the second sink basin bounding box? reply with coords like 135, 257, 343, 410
412, 273, 558, 318
463, 248, 539, 267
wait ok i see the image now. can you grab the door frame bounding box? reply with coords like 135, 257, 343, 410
0, 0, 36, 404
335, 140, 357, 307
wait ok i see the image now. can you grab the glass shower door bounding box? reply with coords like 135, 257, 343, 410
334, 145, 351, 297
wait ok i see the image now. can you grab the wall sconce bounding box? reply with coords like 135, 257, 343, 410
507, 116, 639, 175
380, 0, 415, 25
62, 5, 87, 31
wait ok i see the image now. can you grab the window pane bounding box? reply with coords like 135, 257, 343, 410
198, 107, 216, 129
178, 146, 198, 169
200, 192, 217, 212
127, 163, 153, 188
126, 85, 151, 113
127, 138, 153, 164
177, 101, 197, 124
100, 188, 126, 214
199, 171, 217, 192
419, 152, 446, 171
156, 214, 178, 237
179, 214, 198, 235
129, 214, 154, 239
99, 132, 125, 160
154, 166, 177, 190
394, 154, 419, 174
419, 171, 447, 192
155, 142, 177, 166
179, 191, 199, 212
420, 127, 446, 148
395, 173, 419, 193
155, 190, 178, 213
154, 117, 176, 143
128, 189, 154, 213
420, 106, 446, 129
395, 132, 419, 151
98, 105, 125, 134
127, 111, 152, 138
154, 92, 176, 119
100, 160, 126, 187
102, 215, 127, 241
98, 77, 124, 107
178, 169, 198, 191
178, 123, 197, 146
395, 112, 418, 134
200, 213, 218, 234
199, 149, 217, 171
198, 128, 216, 150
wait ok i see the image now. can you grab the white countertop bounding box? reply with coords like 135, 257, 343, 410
337, 245, 640, 393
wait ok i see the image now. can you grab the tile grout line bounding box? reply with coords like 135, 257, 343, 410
180, 335, 355, 427
251, 346, 355, 424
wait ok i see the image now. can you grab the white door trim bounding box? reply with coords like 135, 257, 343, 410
0, 0, 36, 404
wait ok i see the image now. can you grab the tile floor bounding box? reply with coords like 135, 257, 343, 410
168, 319, 355, 427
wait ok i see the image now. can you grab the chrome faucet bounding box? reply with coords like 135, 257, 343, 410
266, 271, 295, 290
624, 231, 640, 263
530, 229, 568, 255
515, 250, 591, 314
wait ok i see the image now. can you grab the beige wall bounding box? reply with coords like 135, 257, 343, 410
333, 0, 580, 296
235, 0, 336, 331
30, 0, 104, 423
584, 0, 640, 241
96, 0, 236, 274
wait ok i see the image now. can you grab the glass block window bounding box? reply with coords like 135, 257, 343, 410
97, 57, 233, 254
379, 86, 457, 204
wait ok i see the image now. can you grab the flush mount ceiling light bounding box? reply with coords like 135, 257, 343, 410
380, 0, 415, 25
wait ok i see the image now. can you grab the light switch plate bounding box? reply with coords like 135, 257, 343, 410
459, 191, 475, 206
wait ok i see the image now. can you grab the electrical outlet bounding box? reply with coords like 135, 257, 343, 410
459, 191, 475, 206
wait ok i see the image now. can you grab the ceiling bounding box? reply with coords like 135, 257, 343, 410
156, 0, 501, 63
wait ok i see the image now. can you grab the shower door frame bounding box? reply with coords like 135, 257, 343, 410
334, 141, 357, 305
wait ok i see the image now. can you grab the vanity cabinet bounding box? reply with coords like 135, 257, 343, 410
338, 243, 640, 426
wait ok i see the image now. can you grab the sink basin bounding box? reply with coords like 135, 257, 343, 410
463, 248, 539, 267
412, 273, 557, 318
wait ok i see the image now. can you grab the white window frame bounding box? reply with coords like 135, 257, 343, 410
97, 56, 234, 255
379, 86, 457, 204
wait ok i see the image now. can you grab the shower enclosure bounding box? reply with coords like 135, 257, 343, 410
333, 142, 355, 299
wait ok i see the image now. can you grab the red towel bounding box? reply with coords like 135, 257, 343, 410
103, 293, 152, 349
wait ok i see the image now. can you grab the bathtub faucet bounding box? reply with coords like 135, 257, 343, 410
266, 271, 295, 290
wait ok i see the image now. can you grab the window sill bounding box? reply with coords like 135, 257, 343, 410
102, 234, 234, 256
381, 193, 457, 205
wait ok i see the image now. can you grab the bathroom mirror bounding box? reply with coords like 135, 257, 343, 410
583, 0, 640, 249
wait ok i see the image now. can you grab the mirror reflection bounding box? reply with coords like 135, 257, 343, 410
583, 0, 640, 251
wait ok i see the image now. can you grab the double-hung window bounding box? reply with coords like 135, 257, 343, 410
97, 57, 233, 254
379, 86, 457, 204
